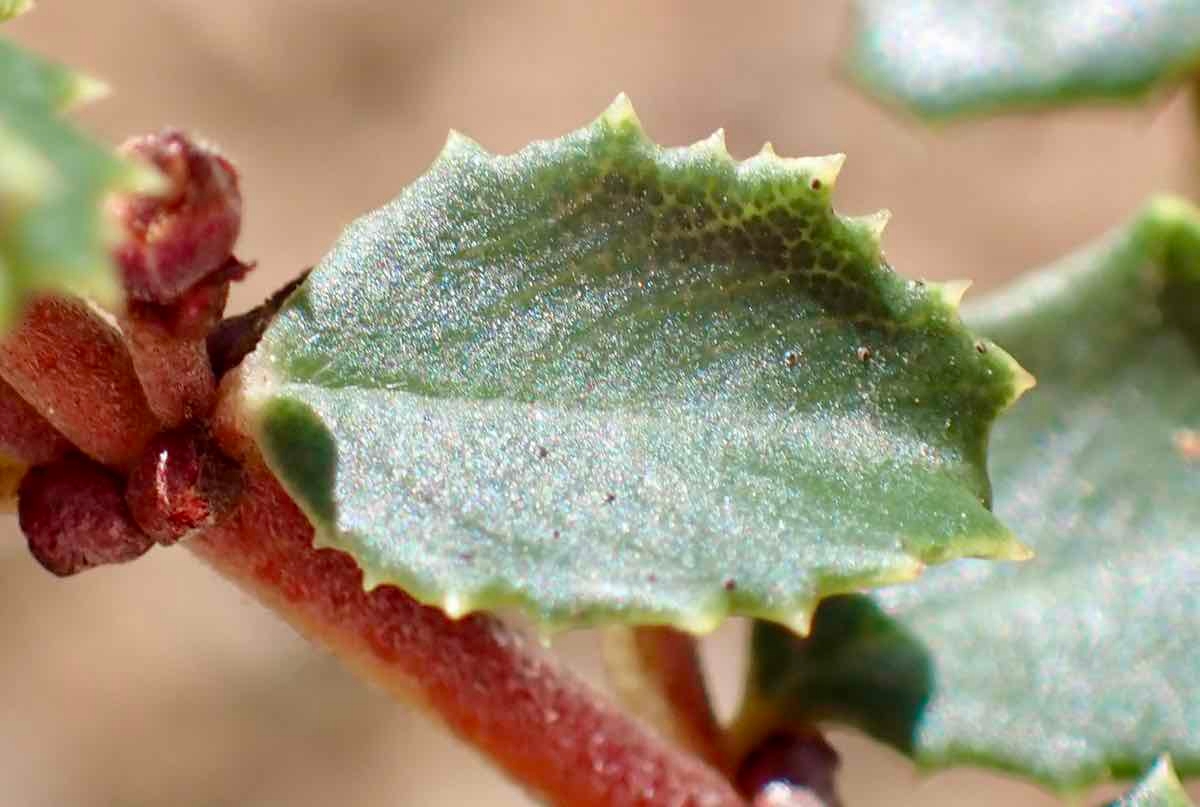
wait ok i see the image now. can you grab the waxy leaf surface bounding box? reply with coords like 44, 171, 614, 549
1109, 757, 1194, 807
742, 199, 1200, 788
851, 0, 1200, 118
240, 98, 1029, 632
0, 25, 156, 328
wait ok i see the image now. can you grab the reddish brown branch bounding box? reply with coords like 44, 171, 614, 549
121, 303, 217, 427
605, 626, 729, 772
0, 297, 158, 469
190, 395, 744, 806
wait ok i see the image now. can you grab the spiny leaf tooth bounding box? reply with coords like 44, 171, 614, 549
63, 72, 110, 109
442, 591, 471, 619
440, 129, 488, 160
999, 348, 1037, 410
932, 278, 972, 310
601, 92, 644, 134
759, 141, 777, 158
691, 128, 728, 158
849, 209, 892, 248
678, 605, 723, 635
780, 610, 814, 638
999, 538, 1035, 562
809, 152, 846, 190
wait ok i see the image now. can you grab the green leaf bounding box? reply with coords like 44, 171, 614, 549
738, 197, 1200, 789
0, 1, 32, 23
0, 30, 158, 329
1110, 757, 1194, 807
238, 96, 1031, 632
851, 0, 1200, 118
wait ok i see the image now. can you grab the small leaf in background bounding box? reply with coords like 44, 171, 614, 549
738, 198, 1200, 789
851, 0, 1200, 118
0, 1, 30, 23
1108, 757, 1194, 807
0, 21, 160, 329
237, 97, 1031, 633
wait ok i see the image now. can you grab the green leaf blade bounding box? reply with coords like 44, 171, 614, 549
0, 30, 157, 329
241, 97, 1030, 632
852, 0, 1200, 119
740, 198, 1200, 789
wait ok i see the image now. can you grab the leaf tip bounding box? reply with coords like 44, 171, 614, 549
932, 278, 972, 310
999, 537, 1035, 562
809, 152, 846, 191
602, 92, 644, 134
692, 128, 728, 158
65, 72, 110, 108
850, 208, 892, 250
442, 591, 472, 620
441, 128, 487, 160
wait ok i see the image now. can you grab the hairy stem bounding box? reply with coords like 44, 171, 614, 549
604, 626, 728, 772
121, 304, 217, 427
0, 296, 158, 469
188, 458, 744, 807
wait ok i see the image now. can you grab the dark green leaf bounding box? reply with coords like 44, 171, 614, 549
739, 198, 1200, 788
239, 97, 1030, 632
851, 0, 1200, 118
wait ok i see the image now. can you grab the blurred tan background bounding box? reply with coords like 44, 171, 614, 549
3, 2, 1197, 805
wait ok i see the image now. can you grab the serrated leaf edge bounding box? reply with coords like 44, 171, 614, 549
242, 94, 1034, 634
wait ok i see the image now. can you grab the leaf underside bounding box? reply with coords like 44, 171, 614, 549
241, 96, 1030, 632
1109, 757, 1195, 807
851, 0, 1200, 118
0, 19, 156, 329
742, 198, 1200, 789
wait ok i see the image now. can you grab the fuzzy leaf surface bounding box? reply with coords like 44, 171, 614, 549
239, 98, 1029, 632
0, 30, 154, 327
1109, 757, 1194, 807
851, 0, 1200, 118
741, 198, 1200, 788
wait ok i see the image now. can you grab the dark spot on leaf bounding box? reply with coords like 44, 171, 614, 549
460, 551, 475, 562
536, 445, 549, 459
724, 578, 737, 591
857, 346, 873, 363
552, 529, 561, 539
785, 351, 800, 368
974, 340, 988, 354
810, 178, 822, 191
604, 492, 616, 504
648, 573, 658, 583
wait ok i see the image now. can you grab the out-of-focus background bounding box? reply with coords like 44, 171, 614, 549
2, 3, 1196, 805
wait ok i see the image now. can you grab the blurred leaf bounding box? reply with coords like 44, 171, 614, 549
0, 30, 158, 329
0, 1, 31, 22
238, 96, 1031, 632
851, 0, 1200, 118
738, 198, 1200, 788
1109, 757, 1194, 807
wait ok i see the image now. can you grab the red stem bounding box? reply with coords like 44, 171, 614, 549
191, 411, 743, 806
605, 626, 729, 772
0, 297, 158, 469
121, 307, 216, 428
